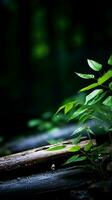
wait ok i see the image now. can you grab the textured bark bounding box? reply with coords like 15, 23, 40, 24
0, 166, 96, 199
0, 139, 96, 176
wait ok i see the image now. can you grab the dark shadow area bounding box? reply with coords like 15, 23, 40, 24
0, 0, 112, 141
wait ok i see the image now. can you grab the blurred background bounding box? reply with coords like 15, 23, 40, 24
0, 0, 112, 141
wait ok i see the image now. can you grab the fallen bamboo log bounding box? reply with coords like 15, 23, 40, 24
0, 139, 96, 176
0, 166, 96, 199
0, 139, 112, 199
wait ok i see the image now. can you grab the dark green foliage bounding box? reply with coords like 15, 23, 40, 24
47, 145, 66, 151
57, 54, 112, 136
64, 155, 86, 165
54, 54, 112, 169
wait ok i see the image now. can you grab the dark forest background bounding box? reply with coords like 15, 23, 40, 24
0, 0, 112, 140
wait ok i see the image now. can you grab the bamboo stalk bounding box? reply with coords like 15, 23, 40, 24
0, 139, 96, 174
0, 166, 95, 199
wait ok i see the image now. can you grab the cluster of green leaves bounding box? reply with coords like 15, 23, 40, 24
56, 54, 112, 136
47, 139, 93, 163
47, 138, 110, 174
49, 54, 112, 169
47, 135, 112, 177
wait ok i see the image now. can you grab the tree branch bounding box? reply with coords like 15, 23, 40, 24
0, 139, 96, 176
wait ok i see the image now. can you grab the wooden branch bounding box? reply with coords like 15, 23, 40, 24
0, 166, 96, 199
0, 139, 96, 176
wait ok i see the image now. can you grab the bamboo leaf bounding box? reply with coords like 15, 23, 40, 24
80, 83, 98, 92
72, 126, 86, 135
70, 107, 88, 120
98, 70, 112, 85
69, 145, 80, 152
103, 96, 112, 107
87, 59, 102, 71
85, 89, 103, 105
75, 72, 94, 79
86, 92, 106, 105
64, 102, 74, 114
108, 54, 112, 65
79, 113, 93, 123
84, 141, 93, 152
64, 155, 86, 165
55, 105, 65, 114
47, 145, 65, 151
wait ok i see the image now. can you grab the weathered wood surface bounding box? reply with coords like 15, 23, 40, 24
0, 139, 96, 175
0, 139, 112, 199
0, 166, 96, 199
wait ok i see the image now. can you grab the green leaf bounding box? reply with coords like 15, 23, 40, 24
75, 72, 95, 79
84, 141, 93, 152
70, 107, 88, 120
87, 59, 102, 71
108, 54, 112, 65
86, 92, 106, 105
55, 105, 65, 114
98, 70, 112, 85
69, 145, 80, 152
64, 155, 86, 165
109, 82, 112, 90
80, 83, 98, 92
56, 100, 76, 115
85, 89, 103, 105
79, 113, 93, 123
79, 106, 95, 123
47, 145, 65, 151
72, 126, 86, 135
103, 96, 112, 107
64, 102, 74, 114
